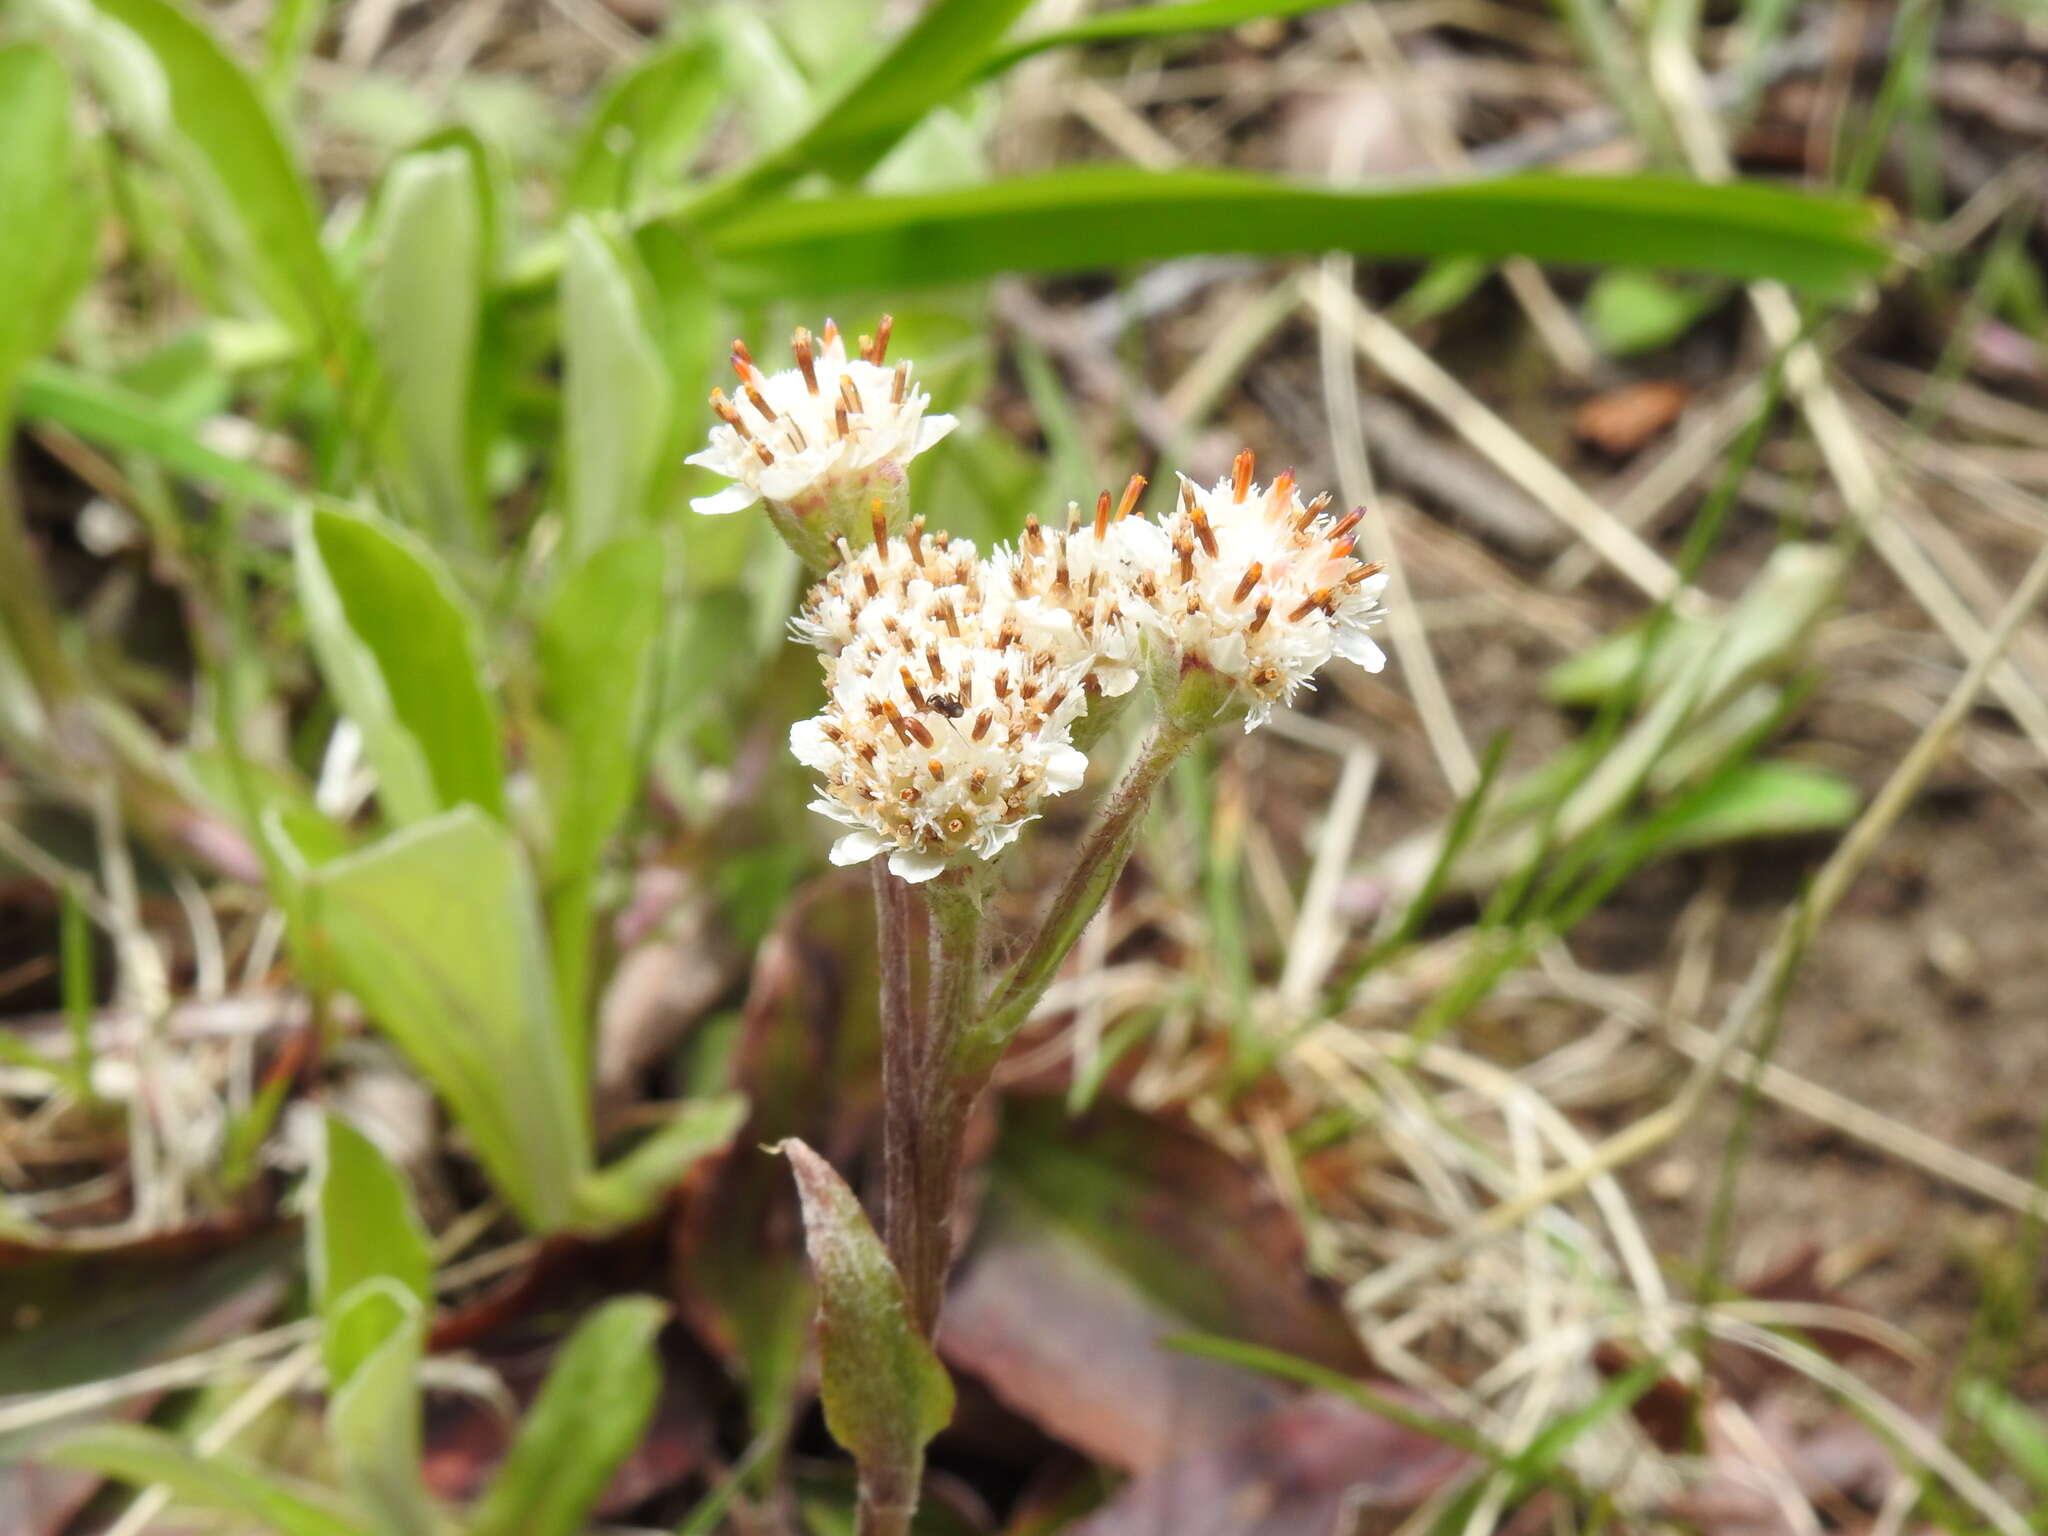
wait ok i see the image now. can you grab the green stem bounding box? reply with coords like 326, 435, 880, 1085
901, 875, 982, 1339
961, 724, 1195, 1080
855, 1463, 917, 1536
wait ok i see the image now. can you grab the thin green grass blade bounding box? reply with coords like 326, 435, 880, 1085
980, 0, 1353, 77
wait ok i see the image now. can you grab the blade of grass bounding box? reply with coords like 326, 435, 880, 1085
978, 0, 1354, 78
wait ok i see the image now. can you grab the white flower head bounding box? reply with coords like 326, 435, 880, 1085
986, 475, 1165, 704
1138, 450, 1389, 730
790, 530, 1091, 883
791, 510, 980, 659
687, 317, 957, 569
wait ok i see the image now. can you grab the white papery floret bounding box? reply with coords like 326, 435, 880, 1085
1135, 452, 1389, 729
687, 318, 956, 516
789, 529, 1092, 883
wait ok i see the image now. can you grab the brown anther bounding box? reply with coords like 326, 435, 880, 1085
933, 531, 950, 550
1175, 530, 1196, 584
993, 671, 1011, 699
792, 328, 819, 393
857, 741, 877, 762
1023, 515, 1044, 554
959, 674, 973, 704
972, 710, 992, 742
1042, 687, 1068, 716
753, 442, 775, 466
906, 516, 924, 563
784, 417, 808, 450
1251, 666, 1280, 689
1346, 559, 1386, 583
1094, 491, 1112, 540
1232, 563, 1264, 604
745, 384, 776, 420
928, 757, 945, 782
1268, 469, 1296, 509
1287, 587, 1335, 622
710, 389, 752, 437
899, 667, 926, 710
730, 339, 756, 376
1180, 479, 1198, 515
1296, 491, 1332, 532
1116, 473, 1146, 521
881, 701, 914, 744
870, 498, 889, 549
821, 318, 840, 346
996, 617, 1021, 649
937, 598, 961, 639
822, 723, 845, 741
872, 314, 893, 363
900, 786, 921, 805
1250, 595, 1272, 632
1190, 507, 1219, 559
925, 644, 943, 678
1053, 552, 1070, 593
904, 715, 935, 749
890, 360, 908, 405
839, 375, 863, 416
1019, 679, 1040, 701
834, 404, 850, 440
1327, 508, 1364, 546
969, 766, 989, 793
863, 569, 880, 597
1082, 671, 1102, 696
1231, 448, 1255, 502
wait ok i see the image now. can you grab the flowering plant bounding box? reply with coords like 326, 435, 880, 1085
692, 319, 1389, 1536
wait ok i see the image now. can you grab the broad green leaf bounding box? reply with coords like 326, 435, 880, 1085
778, 1139, 953, 1474
83, 0, 351, 356
572, 1093, 748, 1232
533, 532, 667, 1023
0, 45, 94, 414
1584, 268, 1724, 356
561, 225, 673, 561
362, 144, 488, 546
1646, 759, 1858, 853
980, 0, 1353, 77
50, 1424, 369, 1536
306, 807, 590, 1230
326, 1279, 435, 1536
467, 1297, 669, 1536
309, 1111, 433, 1390
17, 361, 298, 509
563, 34, 722, 213
295, 503, 504, 826
692, 167, 1889, 300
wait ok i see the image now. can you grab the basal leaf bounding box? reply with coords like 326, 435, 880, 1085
0, 45, 94, 414
51, 1424, 369, 1536
561, 224, 673, 561
309, 1111, 433, 1390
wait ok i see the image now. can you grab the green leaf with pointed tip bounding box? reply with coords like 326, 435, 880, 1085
362, 143, 488, 546
0, 45, 94, 416
309, 1111, 433, 1390
82, 0, 352, 358
564, 34, 722, 214
779, 1139, 953, 1474
572, 1093, 748, 1232
326, 1279, 435, 1536
306, 807, 590, 1231
51, 1423, 370, 1536
467, 1296, 669, 1536
1644, 759, 1859, 853
295, 502, 504, 826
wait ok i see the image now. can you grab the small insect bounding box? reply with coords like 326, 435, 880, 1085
925, 693, 965, 719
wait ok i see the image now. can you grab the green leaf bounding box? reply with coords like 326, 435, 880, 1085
1647, 759, 1859, 853
294, 503, 504, 826
1961, 1378, 2048, 1495
82, 0, 352, 357
561, 225, 674, 562
467, 1297, 669, 1536
751, 0, 1035, 184
0, 45, 94, 415
309, 1111, 433, 1390
533, 532, 667, 1023
563, 34, 722, 214
50, 1424, 369, 1536
778, 1139, 953, 1474
980, 0, 1353, 77
573, 1093, 748, 1232
1584, 268, 1724, 356
362, 143, 488, 546
16, 361, 298, 509
326, 1279, 436, 1536
306, 807, 590, 1230
693, 167, 1890, 300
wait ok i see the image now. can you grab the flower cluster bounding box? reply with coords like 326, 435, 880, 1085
687, 318, 955, 569
689, 323, 1391, 881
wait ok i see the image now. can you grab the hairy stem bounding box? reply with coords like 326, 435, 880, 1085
961, 723, 1195, 1080
873, 862, 921, 1297
855, 1462, 917, 1536
901, 876, 982, 1339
